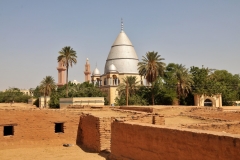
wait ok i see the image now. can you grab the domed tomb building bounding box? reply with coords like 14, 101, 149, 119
91, 22, 141, 104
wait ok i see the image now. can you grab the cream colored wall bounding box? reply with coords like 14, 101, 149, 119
59, 97, 104, 109
100, 73, 141, 105
194, 94, 222, 107
109, 87, 118, 105
39, 96, 50, 108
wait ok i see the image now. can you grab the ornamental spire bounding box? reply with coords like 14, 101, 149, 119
121, 18, 123, 32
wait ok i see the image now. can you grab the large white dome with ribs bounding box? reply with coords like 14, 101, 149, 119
104, 30, 139, 74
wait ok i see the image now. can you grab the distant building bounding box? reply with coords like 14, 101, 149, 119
70, 80, 80, 85
91, 20, 142, 104
57, 60, 66, 87
56, 20, 144, 105
194, 94, 222, 107
20, 89, 33, 96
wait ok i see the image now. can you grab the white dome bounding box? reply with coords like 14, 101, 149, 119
92, 67, 100, 76
108, 63, 118, 72
104, 31, 139, 74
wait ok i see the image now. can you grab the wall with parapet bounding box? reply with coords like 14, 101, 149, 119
60, 97, 104, 109
109, 121, 240, 160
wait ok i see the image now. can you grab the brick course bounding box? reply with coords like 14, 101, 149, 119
0, 109, 80, 149
109, 121, 240, 160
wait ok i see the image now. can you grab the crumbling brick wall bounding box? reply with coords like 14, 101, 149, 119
119, 106, 153, 113
109, 121, 240, 160
77, 115, 112, 152
0, 109, 80, 149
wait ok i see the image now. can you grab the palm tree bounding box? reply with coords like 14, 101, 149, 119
166, 63, 193, 103
117, 76, 138, 106
138, 51, 165, 83
40, 76, 56, 108
58, 46, 77, 97
138, 51, 165, 105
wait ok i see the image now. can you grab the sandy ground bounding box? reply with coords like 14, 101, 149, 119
1, 103, 240, 159
0, 145, 107, 160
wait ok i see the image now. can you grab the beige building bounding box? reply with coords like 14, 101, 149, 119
91, 21, 142, 105
59, 97, 104, 109
39, 96, 50, 108
194, 94, 222, 107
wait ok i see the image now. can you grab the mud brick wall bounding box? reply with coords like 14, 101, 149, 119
77, 115, 100, 152
77, 115, 112, 152
126, 114, 165, 125
109, 121, 240, 160
99, 117, 112, 151
0, 109, 80, 149
119, 106, 153, 113
153, 115, 165, 125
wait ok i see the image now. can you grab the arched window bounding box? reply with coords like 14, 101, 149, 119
204, 99, 212, 106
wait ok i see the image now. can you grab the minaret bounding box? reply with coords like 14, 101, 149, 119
57, 60, 66, 87
84, 58, 91, 82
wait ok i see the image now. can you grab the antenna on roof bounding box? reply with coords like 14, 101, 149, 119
121, 18, 123, 31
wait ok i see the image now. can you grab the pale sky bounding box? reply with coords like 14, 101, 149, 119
0, 0, 240, 91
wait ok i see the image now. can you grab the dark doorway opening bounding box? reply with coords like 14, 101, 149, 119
55, 123, 64, 133
204, 99, 213, 106
4, 126, 14, 136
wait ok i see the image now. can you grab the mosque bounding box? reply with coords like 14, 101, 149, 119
57, 21, 142, 105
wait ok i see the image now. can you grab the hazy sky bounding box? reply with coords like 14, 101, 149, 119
0, 0, 240, 91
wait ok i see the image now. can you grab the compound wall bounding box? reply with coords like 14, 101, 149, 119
77, 115, 112, 152
0, 109, 80, 149
110, 121, 240, 160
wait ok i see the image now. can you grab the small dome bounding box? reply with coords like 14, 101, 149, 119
108, 63, 118, 72
92, 67, 100, 76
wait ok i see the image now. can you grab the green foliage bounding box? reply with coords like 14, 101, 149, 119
39, 76, 56, 107
164, 63, 193, 104
138, 51, 166, 83
48, 82, 107, 108
58, 46, 77, 97
190, 67, 240, 105
115, 94, 147, 106
33, 86, 42, 98
117, 76, 139, 106
0, 88, 31, 103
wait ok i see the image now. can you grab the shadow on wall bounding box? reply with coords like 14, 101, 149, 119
76, 116, 82, 148
75, 116, 110, 159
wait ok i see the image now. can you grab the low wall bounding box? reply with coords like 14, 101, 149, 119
60, 97, 104, 109
0, 109, 80, 149
109, 121, 240, 160
77, 115, 112, 152
119, 106, 153, 113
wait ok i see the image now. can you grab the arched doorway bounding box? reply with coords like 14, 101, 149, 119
204, 99, 212, 106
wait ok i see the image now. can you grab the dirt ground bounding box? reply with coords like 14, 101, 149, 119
0, 145, 107, 160
1, 103, 240, 159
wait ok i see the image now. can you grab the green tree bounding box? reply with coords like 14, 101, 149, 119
138, 51, 165, 84
48, 81, 108, 108
138, 51, 165, 105
165, 63, 193, 104
58, 46, 77, 97
117, 76, 139, 106
0, 88, 31, 103
210, 70, 240, 105
39, 76, 56, 108
149, 77, 164, 104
